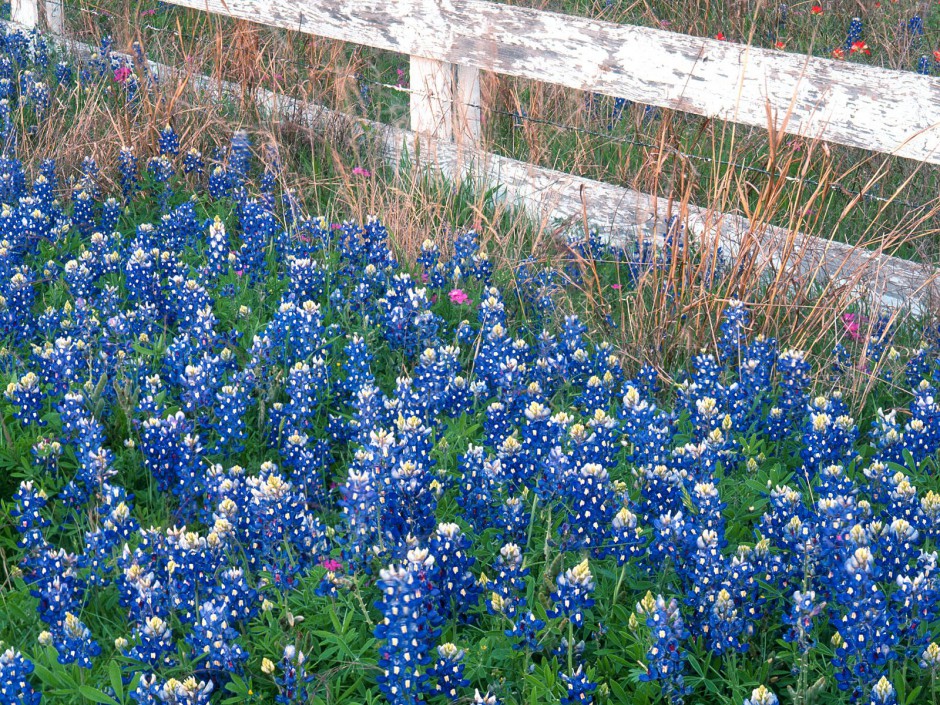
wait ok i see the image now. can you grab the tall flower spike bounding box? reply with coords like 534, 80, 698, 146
743, 685, 778, 705
549, 559, 595, 628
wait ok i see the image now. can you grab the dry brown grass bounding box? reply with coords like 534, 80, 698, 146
45, 1, 939, 398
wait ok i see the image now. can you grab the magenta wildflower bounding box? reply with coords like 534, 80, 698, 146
449, 289, 470, 305
842, 313, 865, 342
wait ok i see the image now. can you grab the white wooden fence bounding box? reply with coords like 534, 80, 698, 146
9, 0, 940, 309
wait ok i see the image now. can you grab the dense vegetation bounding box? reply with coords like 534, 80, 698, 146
1, 21, 940, 705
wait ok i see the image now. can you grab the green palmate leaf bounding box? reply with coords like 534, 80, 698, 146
108, 660, 124, 703
78, 685, 120, 705
29, 660, 73, 690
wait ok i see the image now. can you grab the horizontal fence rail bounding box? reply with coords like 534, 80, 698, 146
7, 0, 940, 310
160, 0, 940, 164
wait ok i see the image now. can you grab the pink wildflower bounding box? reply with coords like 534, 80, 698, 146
841, 313, 864, 341
320, 558, 343, 572
352, 167, 371, 177
611, 283, 622, 290
449, 289, 470, 305
113, 66, 132, 84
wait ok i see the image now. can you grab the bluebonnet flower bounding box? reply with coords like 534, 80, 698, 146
717, 299, 749, 364
430, 523, 480, 620
228, 131, 252, 186
274, 645, 313, 704
430, 643, 469, 700
237, 199, 278, 282
921, 642, 940, 673
213, 383, 249, 454
10, 481, 49, 550
72, 188, 95, 235
127, 615, 175, 668
5, 372, 43, 426
374, 557, 443, 705
743, 685, 778, 705
561, 463, 615, 553
52, 612, 101, 668
78, 156, 100, 197
506, 611, 545, 652
147, 155, 174, 211
487, 543, 528, 619
186, 598, 249, 676
55, 61, 72, 85
94, 201, 119, 240
183, 148, 204, 176
607, 505, 645, 564
869, 677, 896, 705
118, 147, 139, 202
637, 593, 690, 704
131, 675, 214, 705
561, 666, 597, 705
208, 166, 229, 199
203, 215, 230, 279
159, 124, 180, 156
0, 646, 42, 705
140, 411, 194, 493
844, 17, 864, 52
341, 334, 374, 395
783, 589, 824, 652
549, 559, 595, 628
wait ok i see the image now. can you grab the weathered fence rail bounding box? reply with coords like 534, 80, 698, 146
9, 0, 940, 309
141, 0, 940, 165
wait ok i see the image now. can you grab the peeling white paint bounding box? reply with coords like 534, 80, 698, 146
163, 0, 940, 163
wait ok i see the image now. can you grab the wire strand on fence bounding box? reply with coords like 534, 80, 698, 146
66, 5, 938, 212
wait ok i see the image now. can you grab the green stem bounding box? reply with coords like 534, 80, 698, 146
524, 494, 539, 554
610, 563, 627, 614
543, 507, 553, 567
567, 620, 574, 674
353, 580, 374, 628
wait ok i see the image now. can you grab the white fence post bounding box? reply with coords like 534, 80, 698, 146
454, 64, 481, 148
410, 56, 453, 140
410, 57, 482, 148
11, 0, 39, 27
44, 0, 65, 36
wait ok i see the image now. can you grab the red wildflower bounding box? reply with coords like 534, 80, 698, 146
832, 47, 846, 59
716, 32, 726, 40
933, 50, 940, 63
811, 4, 823, 14
775, 40, 786, 49
850, 40, 871, 55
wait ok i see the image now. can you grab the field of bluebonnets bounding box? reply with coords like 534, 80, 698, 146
2, 11, 940, 705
